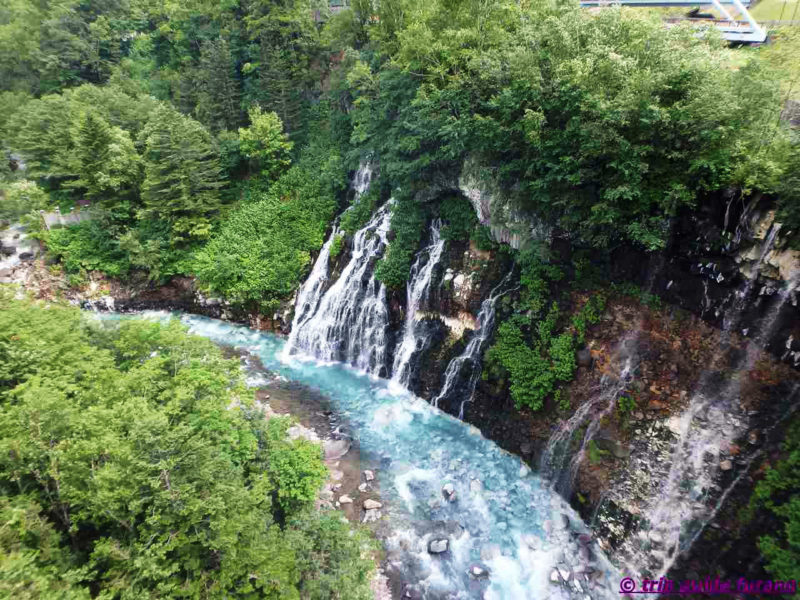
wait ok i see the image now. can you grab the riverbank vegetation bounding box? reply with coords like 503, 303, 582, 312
1, 0, 797, 297
0, 288, 375, 599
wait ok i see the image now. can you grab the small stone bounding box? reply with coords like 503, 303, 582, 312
469, 564, 490, 579
557, 564, 571, 582
338, 495, 353, 504
428, 538, 449, 554
362, 509, 381, 523
720, 459, 733, 471
358, 483, 368, 493
480, 544, 501, 561
550, 569, 560, 583
363, 499, 382, 510
648, 531, 663, 544
442, 483, 456, 501
748, 430, 759, 445
364, 469, 374, 482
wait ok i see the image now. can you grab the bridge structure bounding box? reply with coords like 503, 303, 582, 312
579, 0, 767, 43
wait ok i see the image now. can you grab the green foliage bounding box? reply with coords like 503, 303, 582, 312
438, 195, 477, 242
330, 233, 345, 259
65, 110, 142, 208
518, 247, 564, 315
0, 180, 50, 222
471, 225, 495, 251
140, 105, 228, 243
341, 185, 378, 236
610, 281, 662, 309
194, 166, 337, 310
748, 420, 800, 581
238, 106, 294, 180
617, 394, 636, 416
486, 304, 577, 412
44, 220, 131, 278
374, 199, 426, 289
588, 440, 609, 464
0, 291, 375, 599
572, 293, 607, 345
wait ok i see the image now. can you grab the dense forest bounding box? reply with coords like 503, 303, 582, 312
2, 0, 800, 595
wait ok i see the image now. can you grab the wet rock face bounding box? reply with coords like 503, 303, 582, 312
610, 205, 800, 369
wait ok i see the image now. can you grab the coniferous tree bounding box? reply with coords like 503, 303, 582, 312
196, 37, 243, 133
257, 43, 305, 137
66, 110, 141, 209
139, 105, 227, 243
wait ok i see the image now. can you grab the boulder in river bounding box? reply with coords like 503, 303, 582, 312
363, 469, 374, 481
428, 538, 449, 554
442, 483, 456, 501
468, 564, 490, 579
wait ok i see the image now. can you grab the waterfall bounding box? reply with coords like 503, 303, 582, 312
432, 269, 517, 418
539, 344, 636, 490
390, 220, 445, 388
618, 225, 788, 579
539, 250, 666, 492
287, 223, 339, 346
285, 203, 393, 376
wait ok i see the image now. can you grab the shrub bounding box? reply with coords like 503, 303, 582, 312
438, 194, 477, 241
194, 165, 337, 310
374, 199, 425, 289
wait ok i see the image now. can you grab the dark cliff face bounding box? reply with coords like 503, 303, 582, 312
383, 193, 799, 585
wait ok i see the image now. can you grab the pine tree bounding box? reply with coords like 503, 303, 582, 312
139, 105, 227, 243
67, 110, 141, 208
257, 43, 305, 138
195, 37, 242, 133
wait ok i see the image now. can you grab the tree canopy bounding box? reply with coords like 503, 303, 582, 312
0, 289, 375, 599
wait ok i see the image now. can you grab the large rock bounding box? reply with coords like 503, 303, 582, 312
0, 245, 15, 256
363, 499, 382, 510
428, 538, 449, 554
593, 436, 631, 459
577, 348, 593, 367
323, 439, 351, 460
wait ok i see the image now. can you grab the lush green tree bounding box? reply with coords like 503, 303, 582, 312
194, 165, 337, 311
0, 290, 375, 599
66, 110, 142, 208
139, 105, 227, 242
195, 37, 242, 133
0, 180, 50, 222
238, 106, 293, 179
749, 420, 800, 581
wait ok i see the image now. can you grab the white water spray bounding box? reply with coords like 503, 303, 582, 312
391, 220, 446, 387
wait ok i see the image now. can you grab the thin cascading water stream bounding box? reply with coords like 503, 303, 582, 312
618, 225, 788, 580
285, 203, 393, 376
539, 250, 667, 491
559, 358, 635, 498
391, 220, 446, 388
432, 269, 518, 418
287, 222, 340, 344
